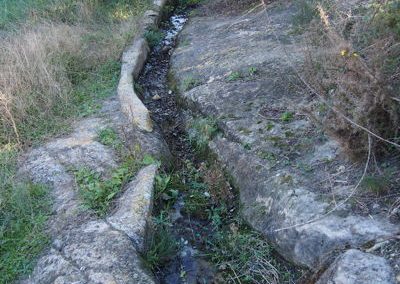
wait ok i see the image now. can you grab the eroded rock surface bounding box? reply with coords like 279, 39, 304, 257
170, 1, 398, 282
317, 249, 396, 284
19, 97, 169, 283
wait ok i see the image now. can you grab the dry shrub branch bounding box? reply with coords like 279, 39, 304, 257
303, 0, 400, 159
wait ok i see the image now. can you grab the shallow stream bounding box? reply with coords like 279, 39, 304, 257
138, 8, 301, 284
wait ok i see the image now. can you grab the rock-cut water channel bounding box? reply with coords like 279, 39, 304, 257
138, 7, 300, 284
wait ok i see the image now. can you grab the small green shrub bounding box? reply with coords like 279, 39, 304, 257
375, 0, 400, 38
248, 66, 258, 76
280, 111, 294, 123
362, 173, 392, 195
226, 71, 242, 82
184, 180, 210, 219
303, 0, 400, 159
74, 155, 140, 215
208, 222, 293, 283
182, 76, 201, 91
144, 28, 164, 48
187, 117, 218, 155
291, 0, 318, 31
97, 127, 121, 149
144, 220, 177, 271
154, 174, 179, 205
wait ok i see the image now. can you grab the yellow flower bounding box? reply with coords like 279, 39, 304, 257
340, 49, 348, 57
352, 52, 359, 57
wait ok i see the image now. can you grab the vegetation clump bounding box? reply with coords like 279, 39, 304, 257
187, 117, 218, 156
300, 0, 400, 159
74, 159, 137, 216
144, 28, 164, 48
0, 145, 52, 283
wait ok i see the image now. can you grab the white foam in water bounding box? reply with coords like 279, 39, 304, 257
163, 15, 187, 46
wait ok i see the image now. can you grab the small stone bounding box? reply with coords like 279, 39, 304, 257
396, 274, 400, 283
152, 94, 161, 100
168, 90, 173, 95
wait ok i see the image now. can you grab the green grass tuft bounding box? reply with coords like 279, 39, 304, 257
187, 117, 218, 156
74, 154, 141, 216
0, 145, 52, 283
144, 28, 164, 48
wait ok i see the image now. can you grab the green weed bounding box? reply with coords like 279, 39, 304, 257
280, 111, 294, 123
144, 28, 164, 48
97, 127, 121, 149
144, 222, 177, 271
248, 66, 258, 76
187, 117, 218, 156
208, 223, 294, 283
97, 127, 118, 145
291, 0, 318, 33
74, 155, 140, 216
182, 76, 201, 91
362, 174, 391, 195
0, 145, 51, 283
155, 174, 179, 205
226, 71, 242, 82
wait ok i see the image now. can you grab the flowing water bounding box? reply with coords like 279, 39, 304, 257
138, 9, 302, 284
138, 11, 219, 284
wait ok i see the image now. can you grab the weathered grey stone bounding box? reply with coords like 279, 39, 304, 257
141, 10, 160, 30
23, 221, 155, 284
119, 38, 153, 132
20, 249, 85, 284
19, 83, 168, 284
317, 249, 396, 284
107, 164, 158, 252
153, 0, 167, 8
19, 104, 164, 282
208, 137, 397, 268
117, 0, 169, 133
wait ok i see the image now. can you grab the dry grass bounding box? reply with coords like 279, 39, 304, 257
0, 0, 149, 146
301, 0, 400, 159
0, 24, 83, 144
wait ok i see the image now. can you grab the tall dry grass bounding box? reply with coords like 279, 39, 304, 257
0, 0, 149, 146
0, 24, 84, 144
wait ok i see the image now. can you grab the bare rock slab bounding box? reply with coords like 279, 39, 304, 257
23, 221, 154, 284
317, 249, 396, 284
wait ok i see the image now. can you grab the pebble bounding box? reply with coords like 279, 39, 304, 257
152, 94, 161, 100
